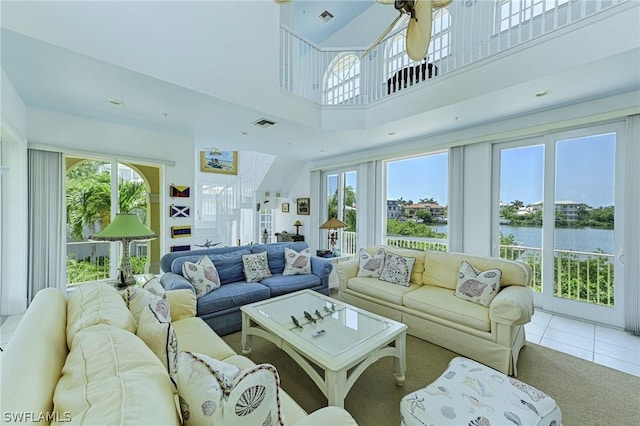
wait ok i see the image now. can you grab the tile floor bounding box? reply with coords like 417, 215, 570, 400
2, 309, 639, 376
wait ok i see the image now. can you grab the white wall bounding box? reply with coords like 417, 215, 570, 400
1, 69, 28, 314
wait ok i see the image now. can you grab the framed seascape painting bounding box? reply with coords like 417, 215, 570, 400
200, 150, 238, 175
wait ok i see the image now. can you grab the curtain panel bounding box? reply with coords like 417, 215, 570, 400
624, 114, 640, 335
27, 149, 66, 303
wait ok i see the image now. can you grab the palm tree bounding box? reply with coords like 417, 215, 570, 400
511, 199, 524, 209
327, 185, 357, 231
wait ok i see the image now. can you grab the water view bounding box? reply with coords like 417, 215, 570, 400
427, 225, 614, 254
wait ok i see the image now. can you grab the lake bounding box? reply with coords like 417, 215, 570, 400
427, 225, 614, 254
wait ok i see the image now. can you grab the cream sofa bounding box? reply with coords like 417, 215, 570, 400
1, 283, 357, 426
337, 246, 534, 375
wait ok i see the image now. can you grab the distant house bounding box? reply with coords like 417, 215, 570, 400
403, 203, 446, 218
387, 200, 403, 219
529, 200, 581, 221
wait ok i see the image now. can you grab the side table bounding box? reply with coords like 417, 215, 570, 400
315, 254, 352, 292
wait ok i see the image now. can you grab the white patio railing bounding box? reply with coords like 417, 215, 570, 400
280, 0, 628, 105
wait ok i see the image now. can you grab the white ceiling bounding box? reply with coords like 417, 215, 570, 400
1, 0, 639, 164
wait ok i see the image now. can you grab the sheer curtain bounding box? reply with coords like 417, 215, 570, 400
624, 114, 640, 335
27, 149, 66, 302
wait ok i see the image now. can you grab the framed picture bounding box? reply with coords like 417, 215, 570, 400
171, 225, 192, 238
170, 184, 190, 198
282, 202, 290, 213
200, 150, 238, 175
296, 198, 310, 215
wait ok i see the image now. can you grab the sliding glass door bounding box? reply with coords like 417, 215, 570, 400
494, 124, 624, 326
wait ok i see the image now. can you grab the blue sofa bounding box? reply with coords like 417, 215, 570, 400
159, 242, 332, 335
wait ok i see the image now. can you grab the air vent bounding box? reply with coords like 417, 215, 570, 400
252, 118, 277, 128
319, 10, 334, 22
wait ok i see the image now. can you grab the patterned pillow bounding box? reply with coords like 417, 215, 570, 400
142, 276, 166, 297
242, 251, 272, 282
455, 260, 502, 306
122, 286, 166, 324
282, 247, 312, 276
137, 298, 179, 386
356, 248, 385, 278
379, 252, 416, 286
182, 255, 221, 298
176, 351, 283, 426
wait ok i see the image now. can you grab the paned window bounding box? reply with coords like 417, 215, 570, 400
324, 53, 360, 105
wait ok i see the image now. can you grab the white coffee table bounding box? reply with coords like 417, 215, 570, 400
241, 289, 407, 408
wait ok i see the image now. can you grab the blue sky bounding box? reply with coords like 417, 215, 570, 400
385, 133, 615, 208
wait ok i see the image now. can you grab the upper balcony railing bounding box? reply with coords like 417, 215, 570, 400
280, 0, 627, 105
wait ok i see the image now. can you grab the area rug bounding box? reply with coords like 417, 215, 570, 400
222, 332, 639, 426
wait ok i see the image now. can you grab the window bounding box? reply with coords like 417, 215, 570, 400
384, 152, 448, 251
385, 8, 451, 79
324, 170, 357, 255
324, 53, 360, 105
66, 158, 151, 285
259, 209, 274, 243
496, 0, 569, 33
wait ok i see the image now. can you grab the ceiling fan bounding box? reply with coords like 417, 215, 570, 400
364, 0, 453, 61
272, 0, 452, 61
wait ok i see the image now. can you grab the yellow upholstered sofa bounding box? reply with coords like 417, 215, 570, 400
1, 283, 357, 425
337, 246, 534, 375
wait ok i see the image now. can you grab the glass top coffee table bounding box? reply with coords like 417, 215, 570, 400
241, 289, 407, 408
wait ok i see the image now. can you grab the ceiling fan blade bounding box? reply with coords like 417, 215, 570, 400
433, 0, 454, 7
273, 0, 293, 4
375, 0, 396, 4
406, 0, 433, 61
360, 13, 404, 60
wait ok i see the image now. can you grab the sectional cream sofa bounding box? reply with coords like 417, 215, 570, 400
1, 283, 357, 425
337, 246, 534, 375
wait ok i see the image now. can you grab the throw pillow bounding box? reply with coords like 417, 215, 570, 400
122, 286, 167, 324
356, 248, 385, 278
455, 260, 502, 306
282, 247, 312, 276
182, 255, 221, 298
142, 276, 166, 297
137, 298, 179, 386
176, 351, 283, 426
379, 252, 416, 287
242, 251, 272, 282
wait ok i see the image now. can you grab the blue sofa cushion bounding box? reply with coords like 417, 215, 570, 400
196, 282, 270, 315
170, 249, 252, 285
250, 242, 309, 274
260, 274, 321, 297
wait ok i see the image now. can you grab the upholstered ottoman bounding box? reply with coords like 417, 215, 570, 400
400, 357, 562, 426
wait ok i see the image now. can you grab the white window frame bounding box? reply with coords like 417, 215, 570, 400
324, 53, 361, 105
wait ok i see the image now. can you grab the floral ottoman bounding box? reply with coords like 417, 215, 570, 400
400, 357, 562, 426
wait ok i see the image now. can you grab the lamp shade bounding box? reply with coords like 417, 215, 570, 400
91, 213, 157, 241
319, 217, 347, 230
293, 220, 302, 227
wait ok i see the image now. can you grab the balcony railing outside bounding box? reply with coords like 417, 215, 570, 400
280, 0, 627, 105
342, 231, 613, 307
66, 241, 148, 286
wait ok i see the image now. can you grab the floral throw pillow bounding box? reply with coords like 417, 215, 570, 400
176, 351, 283, 426
356, 248, 385, 278
137, 298, 179, 386
379, 252, 416, 287
455, 260, 502, 306
182, 255, 221, 298
242, 251, 272, 283
283, 247, 312, 276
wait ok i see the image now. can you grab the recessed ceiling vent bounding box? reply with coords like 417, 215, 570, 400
252, 118, 277, 128
319, 10, 334, 22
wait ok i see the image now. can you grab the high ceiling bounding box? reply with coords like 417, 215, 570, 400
1, 0, 639, 164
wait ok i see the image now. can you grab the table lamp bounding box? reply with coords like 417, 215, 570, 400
90, 213, 157, 287
319, 217, 347, 254
293, 220, 302, 235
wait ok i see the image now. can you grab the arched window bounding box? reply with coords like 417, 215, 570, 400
324, 53, 360, 105
385, 8, 451, 79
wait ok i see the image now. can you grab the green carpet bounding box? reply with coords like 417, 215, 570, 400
222, 332, 639, 426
